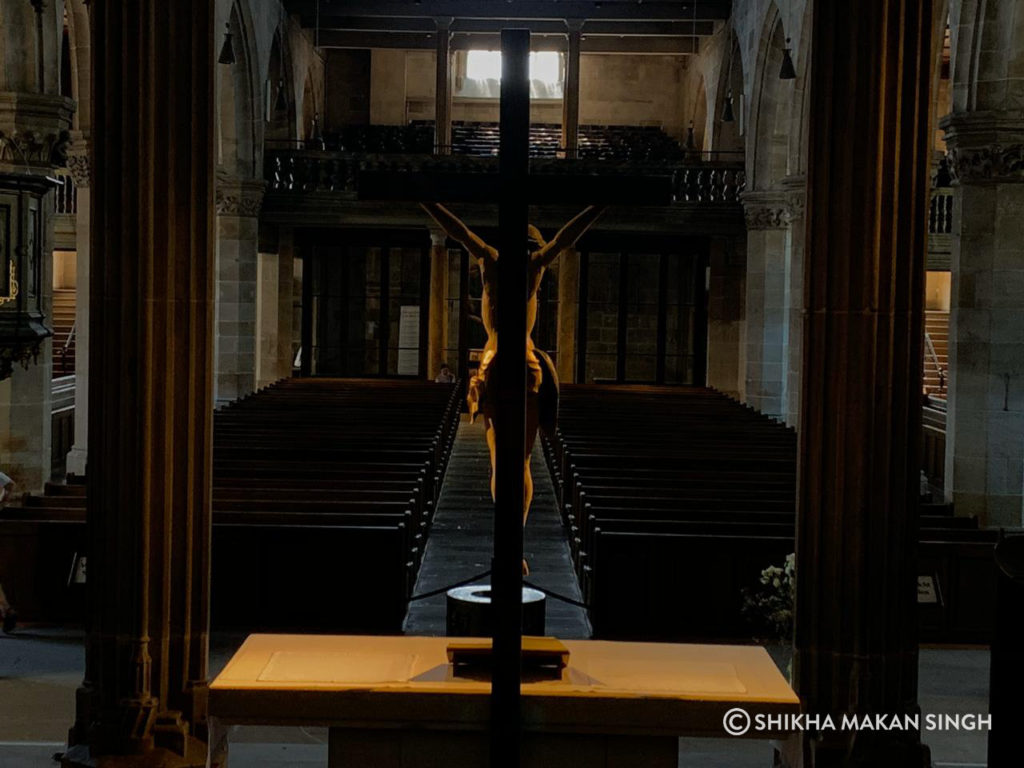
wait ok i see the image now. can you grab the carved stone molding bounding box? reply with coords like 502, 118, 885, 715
940, 112, 1024, 184
948, 144, 1024, 183
215, 175, 266, 217
0, 92, 75, 171
64, 131, 91, 187
741, 190, 791, 230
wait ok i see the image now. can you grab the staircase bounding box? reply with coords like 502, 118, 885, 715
52, 288, 77, 377
923, 310, 949, 398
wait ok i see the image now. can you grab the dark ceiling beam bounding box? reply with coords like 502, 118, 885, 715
289, 1, 730, 22
313, 16, 716, 36
317, 30, 700, 54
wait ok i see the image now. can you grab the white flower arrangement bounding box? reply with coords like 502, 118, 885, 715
741, 553, 795, 641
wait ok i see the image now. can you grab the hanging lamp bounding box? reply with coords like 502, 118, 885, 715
218, 22, 236, 65
780, 37, 797, 80
722, 90, 735, 122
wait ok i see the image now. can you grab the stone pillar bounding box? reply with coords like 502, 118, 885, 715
790, 0, 933, 766
279, 227, 299, 376
0, 44, 73, 491
65, 133, 91, 477
556, 247, 580, 383
741, 190, 792, 420
561, 21, 583, 159
427, 229, 447, 379
707, 235, 745, 400
434, 17, 453, 155
213, 175, 264, 406
941, 113, 1024, 527
256, 248, 280, 390
781, 175, 806, 430
62, 1, 214, 765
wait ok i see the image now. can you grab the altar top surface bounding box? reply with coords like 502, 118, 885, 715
210, 634, 800, 737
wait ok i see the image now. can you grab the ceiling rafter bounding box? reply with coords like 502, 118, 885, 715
286, 1, 730, 24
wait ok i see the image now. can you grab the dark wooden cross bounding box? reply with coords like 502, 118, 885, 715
359, 29, 671, 764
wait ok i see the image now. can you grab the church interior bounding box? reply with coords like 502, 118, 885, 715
0, 0, 1022, 766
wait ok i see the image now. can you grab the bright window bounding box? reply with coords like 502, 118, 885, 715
459, 50, 564, 99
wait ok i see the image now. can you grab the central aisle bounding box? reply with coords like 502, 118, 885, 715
403, 419, 591, 638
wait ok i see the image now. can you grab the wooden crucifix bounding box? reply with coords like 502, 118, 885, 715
359, 29, 671, 765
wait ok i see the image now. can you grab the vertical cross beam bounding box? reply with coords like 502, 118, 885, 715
491, 27, 530, 768
434, 17, 454, 156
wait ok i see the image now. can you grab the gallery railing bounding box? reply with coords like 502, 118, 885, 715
263, 150, 746, 205
929, 187, 953, 235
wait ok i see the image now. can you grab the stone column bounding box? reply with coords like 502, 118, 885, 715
62, 1, 214, 765
707, 235, 745, 401
214, 175, 264, 406
65, 133, 91, 477
556, 247, 580, 383
427, 229, 447, 379
741, 189, 792, 420
255, 248, 280, 390
279, 227, 299, 376
434, 17, 453, 155
789, 0, 933, 765
561, 20, 583, 159
781, 175, 806, 430
941, 113, 1024, 527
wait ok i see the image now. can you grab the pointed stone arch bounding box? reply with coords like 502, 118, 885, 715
747, 3, 797, 190
218, 0, 261, 176
711, 31, 745, 155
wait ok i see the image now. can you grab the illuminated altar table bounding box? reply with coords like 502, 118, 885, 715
209, 634, 800, 767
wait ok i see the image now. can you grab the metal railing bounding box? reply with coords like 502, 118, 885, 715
924, 331, 946, 394
929, 188, 953, 235
53, 172, 78, 215
264, 150, 746, 205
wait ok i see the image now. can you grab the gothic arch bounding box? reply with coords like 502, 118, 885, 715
64, 0, 91, 132
711, 32, 745, 155
747, 4, 798, 189
218, 0, 261, 176
265, 25, 299, 145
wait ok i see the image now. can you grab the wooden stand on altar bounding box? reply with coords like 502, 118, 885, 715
209, 634, 799, 768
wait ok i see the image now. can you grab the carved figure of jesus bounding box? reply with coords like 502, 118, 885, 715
422, 203, 605, 572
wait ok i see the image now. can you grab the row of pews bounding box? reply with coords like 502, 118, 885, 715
446, 122, 690, 161
318, 121, 690, 162
0, 378, 460, 633
543, 385, 1002, 644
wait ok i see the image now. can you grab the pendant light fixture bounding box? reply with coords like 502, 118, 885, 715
275, 78, 288, 112
218, 22, 236, 65
779, 37, 797, 80
721, 41, 735, 123
722, 90, 735, 122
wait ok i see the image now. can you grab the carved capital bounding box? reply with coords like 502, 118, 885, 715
66, 132, 91, 187
940, 111, 1024, 184
948, 144, 1024, 183
215, 175, 266, 217
0, 92, 75, 172
741, 190, 791, 230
